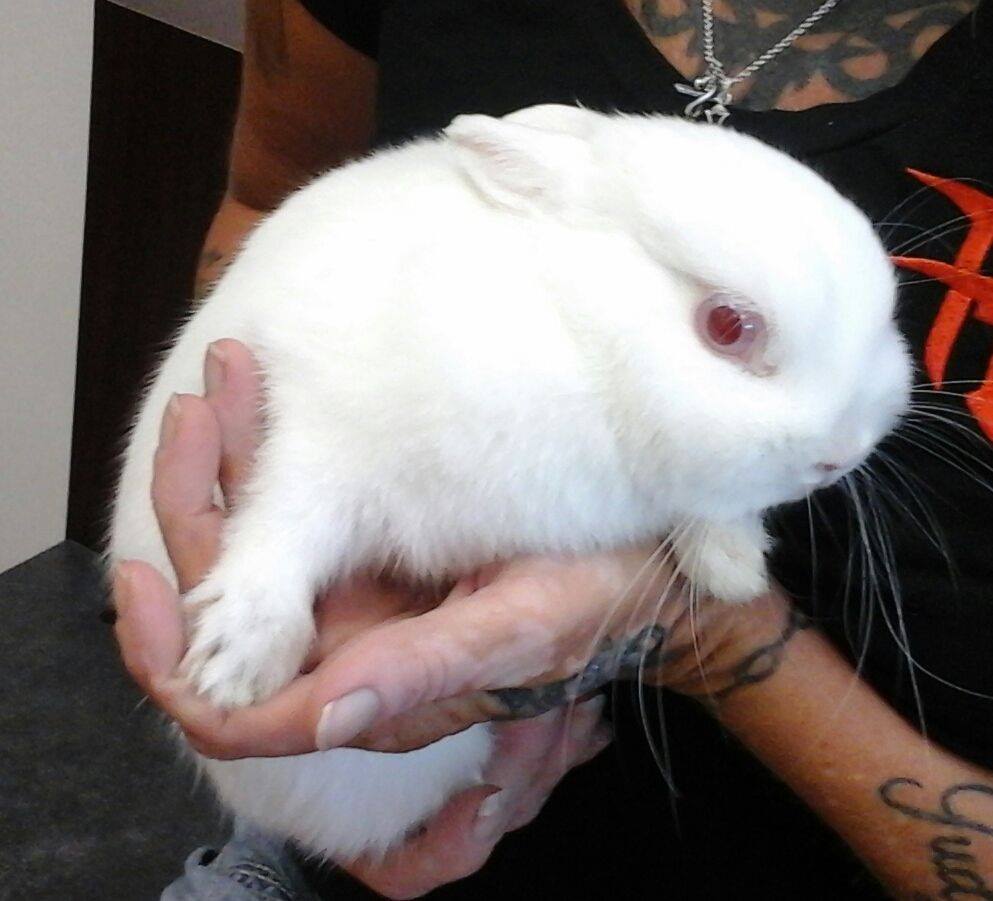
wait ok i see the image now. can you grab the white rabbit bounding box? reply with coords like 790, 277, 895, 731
109, 105, 911, 860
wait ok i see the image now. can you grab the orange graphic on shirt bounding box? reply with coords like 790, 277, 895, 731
892, 169, 993, 442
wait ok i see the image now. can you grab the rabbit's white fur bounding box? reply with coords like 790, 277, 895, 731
110, 106, 910, 860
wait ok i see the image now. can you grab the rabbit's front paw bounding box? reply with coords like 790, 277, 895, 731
181, 572, 315, 708
677, 518, 771, 604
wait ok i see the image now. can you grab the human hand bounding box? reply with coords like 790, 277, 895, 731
342, 700, 609, 898
113, 338, 472, 757
111, 339, 613, 895
114, 339, 796, 759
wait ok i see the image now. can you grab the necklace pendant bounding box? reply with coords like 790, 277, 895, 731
675, 74, 733, 125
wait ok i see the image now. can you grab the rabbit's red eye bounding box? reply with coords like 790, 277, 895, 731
706, 305, 743, 346
695, 293, 771, 373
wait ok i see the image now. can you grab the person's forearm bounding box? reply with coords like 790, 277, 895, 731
193, 193, 268, 302
711, 601, 993, 898
193, 0, 376, 303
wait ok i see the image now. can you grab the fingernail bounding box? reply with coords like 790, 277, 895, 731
315, 688, 381, 750
160, 394, 181, 446
204, 343, 227, 395
478, 789, 502, 819
473, 788, 505, 842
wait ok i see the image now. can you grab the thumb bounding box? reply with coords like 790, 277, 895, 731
113, 560, 187, 689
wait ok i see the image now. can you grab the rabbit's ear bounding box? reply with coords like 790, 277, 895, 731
445, 113, 592, 213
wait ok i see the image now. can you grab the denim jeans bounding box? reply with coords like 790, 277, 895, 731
161, 819, 322, 901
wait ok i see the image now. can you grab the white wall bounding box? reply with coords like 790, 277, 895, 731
0, 1, 94, 571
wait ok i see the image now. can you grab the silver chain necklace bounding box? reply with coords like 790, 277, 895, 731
675, 0, 843, 125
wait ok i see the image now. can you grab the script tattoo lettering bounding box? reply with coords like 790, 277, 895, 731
879, 777, 993, 898
626, 1, 978, 110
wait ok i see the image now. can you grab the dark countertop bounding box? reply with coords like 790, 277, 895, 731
1, 541, 223, 900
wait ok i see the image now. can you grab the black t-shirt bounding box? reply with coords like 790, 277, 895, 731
295, 2, 993, 897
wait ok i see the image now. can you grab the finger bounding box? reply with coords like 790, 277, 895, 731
304, 554, 663, 749
151, 393, 224, 592
350, 691, 510, 753
198, 710, 601, 895
430, 709, 566, 847
153, 660, 496, 760
485, 708, 568, 786
503, 726, 612, 833
347, 785, 502, 899
111, 572, 489, 760
111, 561, 315, 761
305, 576, 580, 750
160, 551, 667, 760
110, 559, 268, 760
176, 681, 554, 761
503, 696, 612, 832
178, 684, 507, 760
306, 576, 428, 671
112, 560, 188, 696
474, 704, 590, 837
147, 662, 597, 765
202, 339, 263, 504
437, 563, 501, 605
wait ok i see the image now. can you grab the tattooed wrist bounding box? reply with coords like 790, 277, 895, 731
687, 605, 812, 708
487, 603, 811, 720
879, 777, 993, 898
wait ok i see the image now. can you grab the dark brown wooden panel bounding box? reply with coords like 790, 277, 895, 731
68, 0, 240, 550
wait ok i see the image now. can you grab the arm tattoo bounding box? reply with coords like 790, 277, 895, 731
692, 605, 811, 705
487, 606, 811, 719
628, 0, 978, 110
879, 777, 993, 898
490, 624, 668, 718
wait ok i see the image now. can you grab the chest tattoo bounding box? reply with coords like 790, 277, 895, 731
625, 0, 979, 110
